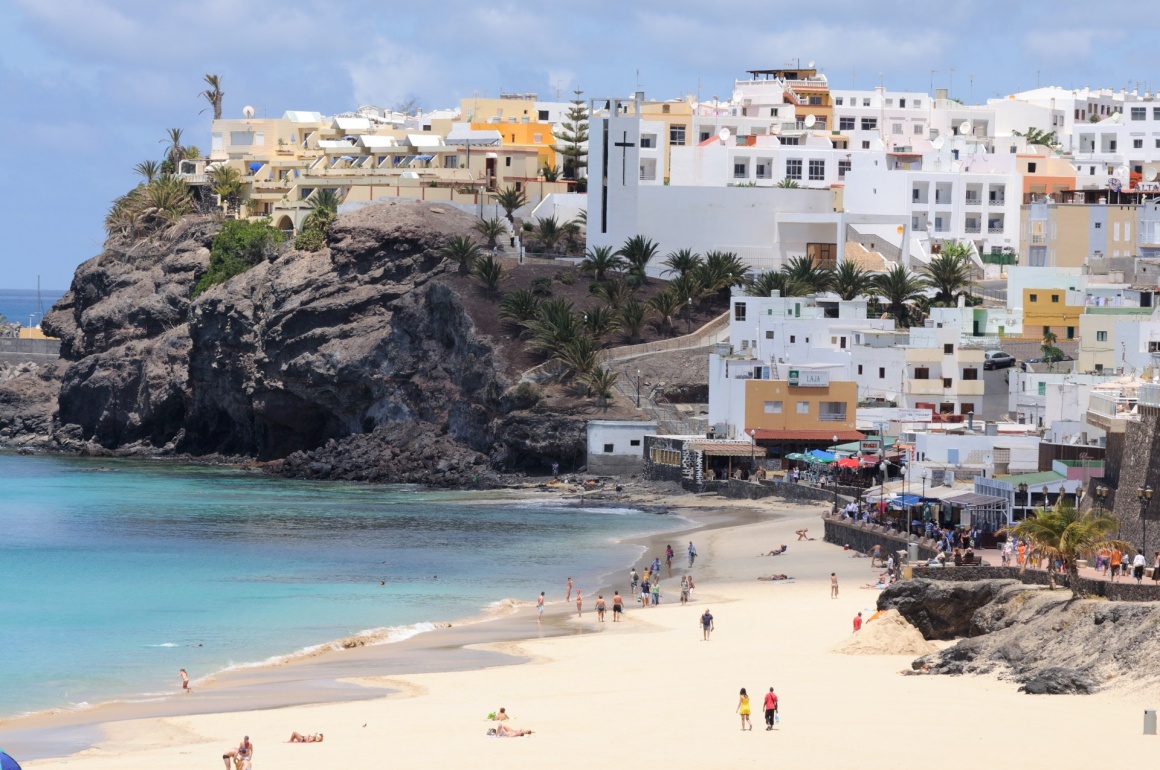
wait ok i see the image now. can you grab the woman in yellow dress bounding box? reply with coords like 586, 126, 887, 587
736, 687, 752, 731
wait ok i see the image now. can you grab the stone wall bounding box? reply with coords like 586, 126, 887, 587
642, 435, 691, 484
586, 454, 644, 476
0, 338, 60, 365
911, 565, 1160, 601
823, 517, 938, 560
1108, 410, 1160, 556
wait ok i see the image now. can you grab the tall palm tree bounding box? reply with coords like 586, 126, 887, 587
582, 305, 620, 342
134, 160, 161, 183
696, 250, 749, 298
208, 164, 243, 215
495, 185, 527, 222
160, 128, 186, 171
782, 255, 835, 293
557, 335, 601, 379
662, 248, 703, 278
441, 235, 483, 274
199, 74, 224, 120
833, 261, 877, 300
580, 246, 625, 281
311, 188, 342, 215
921, 243, 976, 305
745, 270, 809, 298
1002, 502, 1124, 597
668, 272, 708, 305
873, 264, 929, 327
540, 164, 562, 182
582, 366, 618, 407
617, 235, 660, 284
526, 299, 583, 357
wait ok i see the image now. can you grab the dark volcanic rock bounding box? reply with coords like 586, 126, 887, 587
0, 361, 63, 448
877, 579, 1018, 640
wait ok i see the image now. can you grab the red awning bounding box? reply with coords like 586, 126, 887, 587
836, 457, 860, 469
751, 429, 865, 441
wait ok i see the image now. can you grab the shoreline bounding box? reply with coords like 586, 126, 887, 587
3, 483, 794, 761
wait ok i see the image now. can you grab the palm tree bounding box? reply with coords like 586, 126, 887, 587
208, 164, 243, 215
441, 235, 483, 274
473, 216, 506, 249
540, 164, 562, 182
833, 261, 877, 300
581, 305, 620, 342
776, 177, 801, 188
198, 74, 224, 120
873, 264, 929, 327
533, 215, 566, 253
617, 235, 660, 284
782, 255, 835, 293
472, 255, 506, 295
662, 248, 703, 278
160, 128, 186, 171
589, 279, 635, 310
618, 299, 649, 343
696, 250, 749, 298
138, 176, 194, 231
1002, 502, 1125, 597
526, 298, 582, 356
668, 272, 708, 305
311, 188, 342, 215
582, 366, 619, 406
495, 185, 527, 222
498, 289, 542, 325
580, 246, 625, 281
647, 289, 685, 335
921, 243, 976, 305
1013, 127, 1057, 147
134, 160, 161, 183
745, 270, 809, 298
557, 335, 600, 378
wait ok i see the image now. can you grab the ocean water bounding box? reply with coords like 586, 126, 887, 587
0, 288, 67, 327
0, 453, 674, 717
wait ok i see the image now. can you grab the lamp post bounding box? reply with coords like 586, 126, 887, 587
686, 297, 693, 335
1137, 485, 1153, 554
1017, 482, 1029, 521
635, 368, 641, 408
1094, 483, 1109, 515
749, 428, 757, 476
922, 467, 929, 501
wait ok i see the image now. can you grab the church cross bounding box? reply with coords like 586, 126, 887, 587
614, 131, 635, 185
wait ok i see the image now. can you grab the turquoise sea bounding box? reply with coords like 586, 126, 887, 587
0, 289, 67, 327
0, 453, 673, 717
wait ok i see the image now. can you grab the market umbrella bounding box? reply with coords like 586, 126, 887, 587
785, 453, 806, 461
836, 457, 860, 469
1, 751, 23, 770
807, 449, 835, 463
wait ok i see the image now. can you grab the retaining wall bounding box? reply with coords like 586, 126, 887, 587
823, 517, 939, 560
911, 565, 1160, 601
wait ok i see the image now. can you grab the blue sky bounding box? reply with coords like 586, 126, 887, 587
1, 0, 1156, 289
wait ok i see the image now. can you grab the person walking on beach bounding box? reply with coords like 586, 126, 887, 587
737, 688, 752, 730
612, 591, 623, 621
763, 687, 779, 730
688, 541, 697, 567
180, 668, 191, 693
700, 609, 714, 640
680, 575, 690, 605
596, 594, 606, 622
853, 612, 863, 632
566, 576, 573, 601
651, 579, 660, 606
830, 572, 839, 598
536, 591, 545, 623
630, 568, 639, 594
575, 589, 583, 617
666, 544, 674, 570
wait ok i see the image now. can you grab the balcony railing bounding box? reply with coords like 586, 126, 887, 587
964, 224, 981, 233
1030, 234, 1046, 244
965, 196, 982, 206
988, 225, 1005, 234
1140, 383, 1160, 408
989, 196, 1006, 205
640, 171, 657, 181
818, 413, 849, 422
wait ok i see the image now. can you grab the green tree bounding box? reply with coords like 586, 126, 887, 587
582, 366, 618, 406
662, 248, 703, 278
1013, 127, 1057, 147
647, 289, 685, 335
293, 189, 341, 251
833, 261, 877, 300
782, 255, 835, 293
134, 160, 161, 184
532, 215, 566, 253
208, 165, 243, 215
540, 164, 562, 182
498, 289, 542, 325
695, 250, 748, 298
193, 218, 283, 295
526, 298, 582, 356
873, 264, 929, 327
557, 335, 601, 379
495, 185, 527, 222
669, 272, 709, 305
473, 216, 506, 249
440, 235, 484, 274
580, 245, 625, 281
921, 242, 976, 305
581, 305, 620, 341
198, 74, 224, 120
617, 235, 660, 285
472, 255, 506, 295
745, 270, 809, 298
1041, 329, 1065, 371
618, 298, 649, 343
160, 128, 187, 171
555, 88, 589, 183
589, 278, 635, 309
776, 177, 801, 188
1002, 502, 1125, 597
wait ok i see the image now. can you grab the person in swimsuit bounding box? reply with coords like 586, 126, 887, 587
222, 736, 253, 770
288, 732, 323, 742
180, 668, 190, 693
536, 591, 545, 622
831, 573, 839, 598
566, 577, 573, 601
596, 595, 606, 622
575, 590, 583, 617
736, 687, 752, 730
612, 591, 623, 621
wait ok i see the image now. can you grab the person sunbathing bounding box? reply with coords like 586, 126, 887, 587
758, 545, 788, 556
288, 732, 323, 743
757, 574, 791, 581
487, 722, 533, 737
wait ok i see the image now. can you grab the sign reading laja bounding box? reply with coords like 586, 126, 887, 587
787, 369, 829, 387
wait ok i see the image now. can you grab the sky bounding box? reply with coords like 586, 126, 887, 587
1, 0, 1158, 290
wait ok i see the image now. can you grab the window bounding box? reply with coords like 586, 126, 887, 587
1038, 382, 1047, 397
819, 402, 847, 421
670, 125, 686, 145
444, 155, 459, 168
862, 98, 871, 107
835, 97, 844, 106
764, 401, 783, 414
893, 123, 903, 134
808, 159, 825, 180
765, 330, 774, 339
769, 107, 779, 117
963, 368, 978, 380
1028, 162, 1037, 173
733, 302, 747, 321
915, 367, 930, 379
734, 162, 748, 178
1095, 221, 1101, 228
789, 335, 796, 343
1051, 294, 1059, 303
603, 443, 614, 453
913, 100, 922, 108
886, 99, 894, 107
809, 95, 822, 106
661, 104, 670, 114
538, 110, 549, 121
1132, 107, 1147, 121
857, 364, 864, 374
862, 141, 871, 149
839, 116, 856, 131
700, 132, 711, 142
786, 158, 803, 180
756, 163, 766, 178
1154, 107, 1160, 120
1043, 326, 1051, 336
943, 378, 953, 388
533, 133, 543, 143
900, 98, 907, 108
1125, 222, 1131, 241
861, 117, 877, 130
1135, 139, 1144, 149
878, 367, 885, 379
1097, 330, 1108, 342
914, 123, 924, 135
838, 159, 851, 178
796, 401, 810, 414
505, 156, 512, 167
640, 136, 653, 148
1067, 326, 1075, 339
1150, 340, 1160, 353
943, 343, 954, 354
1030, 293, 1038, 302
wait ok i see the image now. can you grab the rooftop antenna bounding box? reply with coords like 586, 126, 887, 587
556, 79, 562, 100
970, 73, 974, 104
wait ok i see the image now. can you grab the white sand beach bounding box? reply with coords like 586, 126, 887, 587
22, 498, 1160, 769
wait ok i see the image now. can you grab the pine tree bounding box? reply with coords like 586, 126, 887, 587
555, 89, 589, 184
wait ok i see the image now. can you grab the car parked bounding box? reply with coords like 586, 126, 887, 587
983, 350, 1016, 370
1020, 354, 1073, 371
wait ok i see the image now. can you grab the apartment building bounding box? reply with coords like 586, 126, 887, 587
904, 308, 987, 417
1077, 307, 1153, 373
1019, 196, 1140, 266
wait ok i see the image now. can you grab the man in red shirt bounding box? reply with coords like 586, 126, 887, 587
763, 687, 779, 730
853, 612, 863, 632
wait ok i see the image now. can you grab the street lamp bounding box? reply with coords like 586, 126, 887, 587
1017, 482, 1029, 520
1138, 485, 1153, 554
921, 467, 929, 501
635, 368, 641, 408
1094, 483, 1109, 514
686, 297, 693, 335
749, 428, 757, 476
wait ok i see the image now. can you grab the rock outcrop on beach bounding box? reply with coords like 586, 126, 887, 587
26, 200, 590, 483
0, 361, 64, 449
880, 579, 1160, 694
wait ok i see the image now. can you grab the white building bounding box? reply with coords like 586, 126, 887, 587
586, 420, 656, 475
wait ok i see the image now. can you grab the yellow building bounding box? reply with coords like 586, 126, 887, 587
1021, 288, 1083, 340
637, 99, 694, 182
470, 121, 557, 170
744, 379, 862, 451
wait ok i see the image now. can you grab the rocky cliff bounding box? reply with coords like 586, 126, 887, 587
18, 200, 587, 484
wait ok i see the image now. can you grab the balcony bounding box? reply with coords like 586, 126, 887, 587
1140, 383, 1160, 408
639, 170, 657, 181
1030, 234, 1046, 244
955, 380, 985, 396
906, 380, 946, 396
1086, 392, 1139, 433
965, 196, 982, 207
818, 413, 849, 422
988, 224, 1006, 234
988, 196, 1006, 206
964, 223, 981, 234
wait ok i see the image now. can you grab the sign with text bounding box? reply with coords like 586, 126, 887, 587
859, 439, 883, 455
787, 369, 829, 388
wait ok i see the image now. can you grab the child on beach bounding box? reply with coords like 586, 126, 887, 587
737, 688, 752, 730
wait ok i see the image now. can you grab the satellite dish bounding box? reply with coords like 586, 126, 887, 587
804, 114, 817, 128
718, 127, 731, 143
959, 120, 972, 135
770, 123, 781, 135
243, 105, 255, 118
1146, 167, 1158, 182
807, 60, 815, 69
1117, 165, 1129, 178
932, 136, 945, 150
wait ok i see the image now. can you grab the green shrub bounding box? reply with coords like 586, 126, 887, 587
193, 218, 283, 296
557, 271, 577, 286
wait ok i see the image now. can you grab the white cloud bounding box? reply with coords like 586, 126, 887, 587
344, 40, 443, 110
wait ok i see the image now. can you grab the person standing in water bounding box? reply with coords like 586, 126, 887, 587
536, 591, 545, 623
575, 589, 583, 617
180, 668, 191, 693
566, 576, 573, 601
